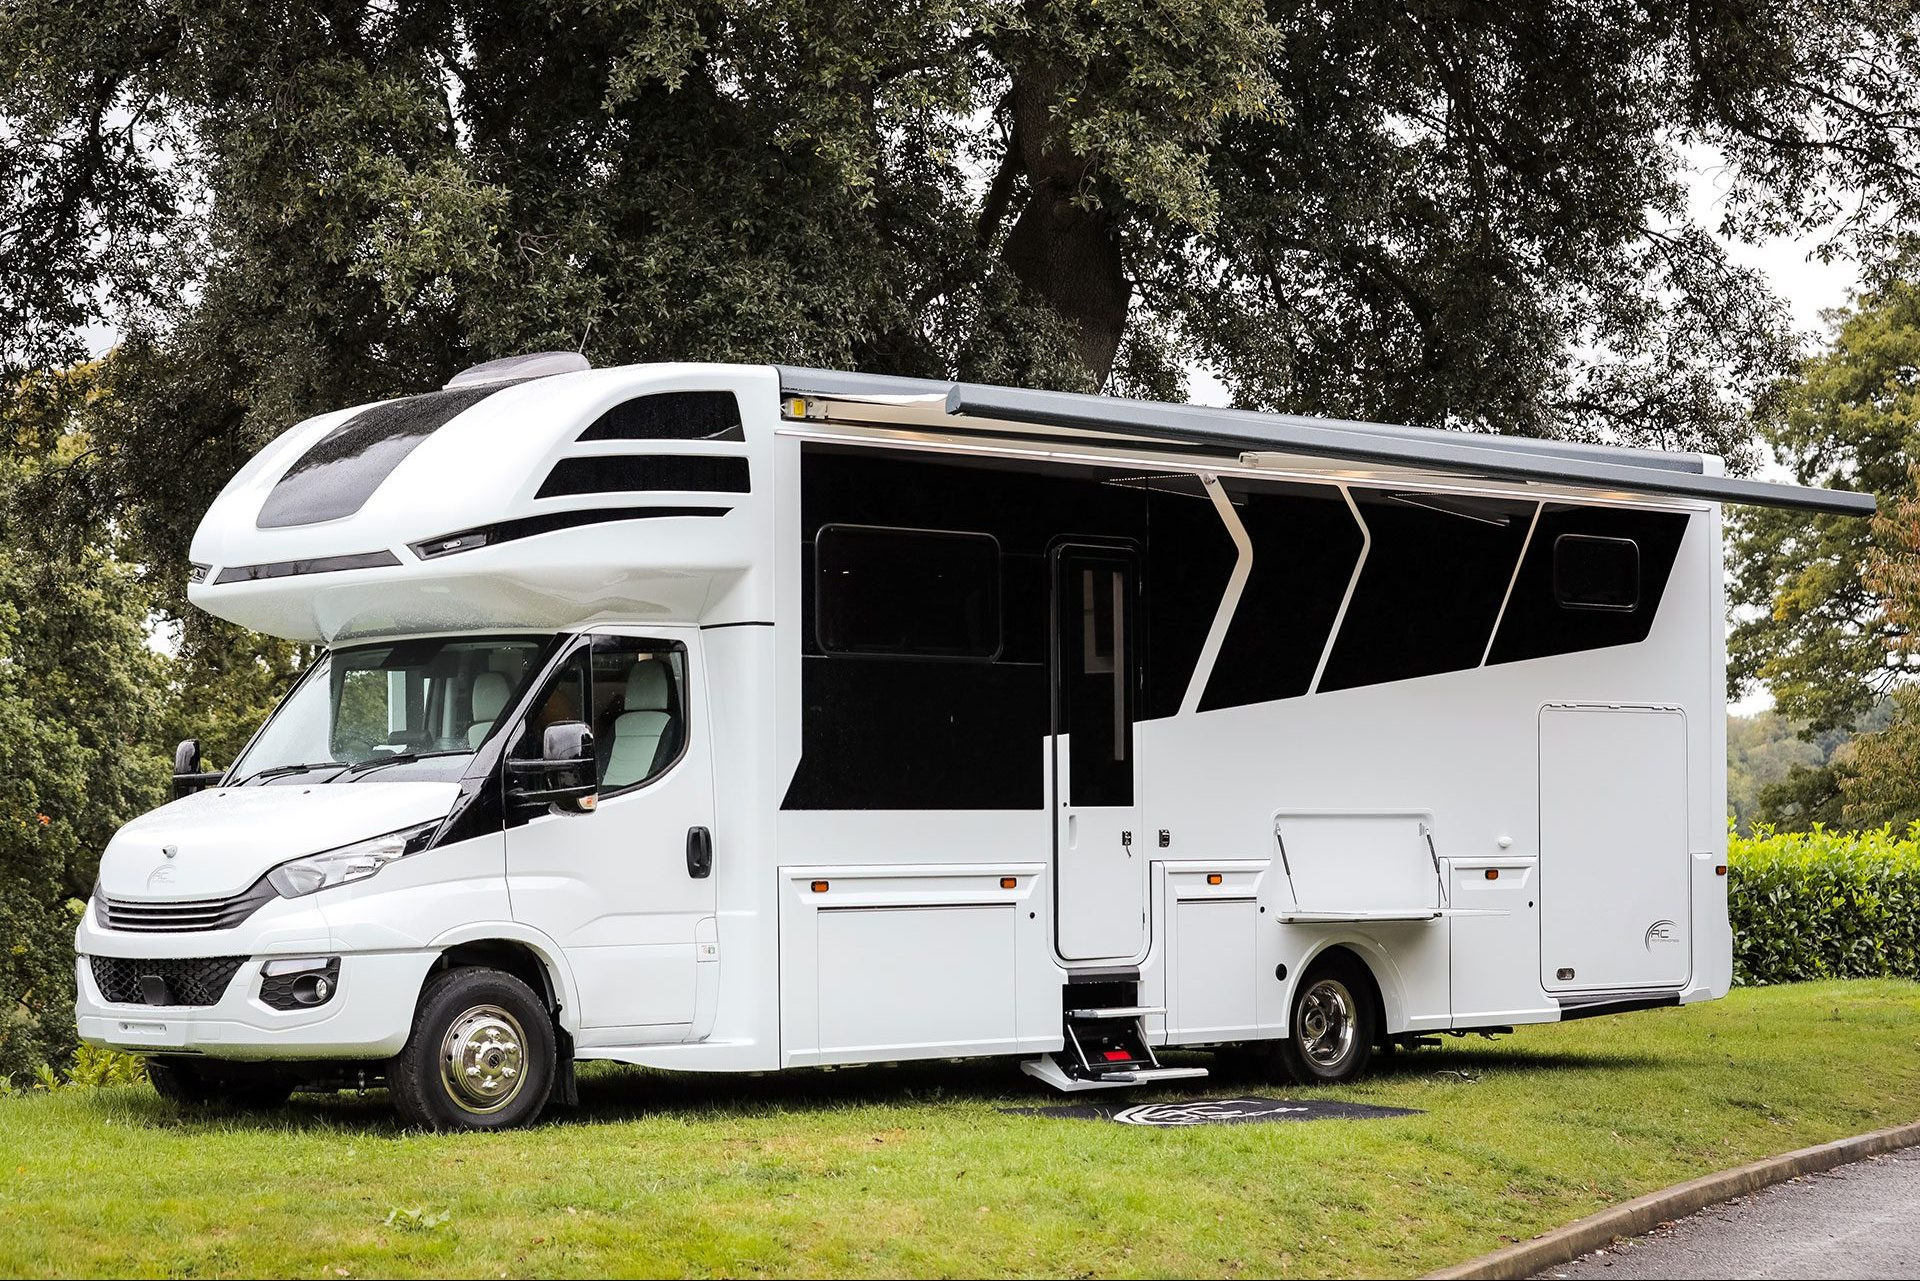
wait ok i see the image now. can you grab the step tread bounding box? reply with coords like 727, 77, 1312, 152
1067, 1005, 1164, 1019
1093, 1065, 1211, 1084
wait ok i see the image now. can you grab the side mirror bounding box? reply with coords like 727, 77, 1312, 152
507, 721, 598, 816
170, 738, 224, 800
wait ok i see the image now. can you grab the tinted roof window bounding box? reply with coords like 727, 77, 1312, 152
256, 383, 518, 528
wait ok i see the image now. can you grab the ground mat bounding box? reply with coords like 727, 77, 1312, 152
1005, 1096, 1423, 1126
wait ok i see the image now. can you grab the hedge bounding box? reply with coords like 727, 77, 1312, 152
1729, 826, 1920, 986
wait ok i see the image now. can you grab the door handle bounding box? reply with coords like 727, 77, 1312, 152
686, 826, 713, 879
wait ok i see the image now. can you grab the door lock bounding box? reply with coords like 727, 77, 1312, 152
1120, 830, 1132, 847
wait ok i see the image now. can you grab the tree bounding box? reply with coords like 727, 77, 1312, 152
0, 367, 169, 1082
7, 3, 1920, 588
1728, 278, 1920, 734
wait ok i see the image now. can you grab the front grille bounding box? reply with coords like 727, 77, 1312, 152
96, 877, 276, 933
88, 955, 246, 1007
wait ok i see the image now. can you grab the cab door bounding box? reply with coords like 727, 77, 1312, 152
504, 627, 716, 1039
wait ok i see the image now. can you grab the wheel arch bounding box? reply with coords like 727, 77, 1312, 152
423, 923, 581, 1034
1296, 938, 1399, 1040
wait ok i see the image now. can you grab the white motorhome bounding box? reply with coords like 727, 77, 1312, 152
74, 354, 1870, 1129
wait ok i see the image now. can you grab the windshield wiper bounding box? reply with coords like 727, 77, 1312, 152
343, 750, 471, 778
231, 761, 347, 787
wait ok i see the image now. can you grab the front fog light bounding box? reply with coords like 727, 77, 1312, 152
260, 956, 340, 1011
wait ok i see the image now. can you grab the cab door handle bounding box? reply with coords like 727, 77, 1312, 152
686, 826, 713, 879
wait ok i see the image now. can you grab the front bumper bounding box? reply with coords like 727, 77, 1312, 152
75, 948, 438, 1060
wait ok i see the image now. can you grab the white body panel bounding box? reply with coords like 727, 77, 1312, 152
75, 361, 1751, 1083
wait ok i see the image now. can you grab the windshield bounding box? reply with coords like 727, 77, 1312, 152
228, 636, 555, 784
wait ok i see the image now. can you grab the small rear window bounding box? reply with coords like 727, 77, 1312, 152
815, 525, 1001, 659
1554, 535, 1640, 611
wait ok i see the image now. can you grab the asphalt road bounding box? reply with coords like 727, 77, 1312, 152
1537, 1146, 1920, 1280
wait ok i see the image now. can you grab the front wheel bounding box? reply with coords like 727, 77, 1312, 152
388, 967, 556, 1131
1265, 955, 1376, 1085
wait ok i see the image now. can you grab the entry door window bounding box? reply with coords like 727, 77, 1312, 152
510, 637, 689, 802
1057, 553, 1135, 806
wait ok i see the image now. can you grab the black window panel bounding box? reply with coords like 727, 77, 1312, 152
1555, 535, 1640, 610
1143, 478, 1237, 719
1488, 507, 1689, 665
577, 391, 744, 442
1317, 491, 1535, 692
1056, 552, 1135, 807
1201, 480, 1367, 710
782, 657, 1049, 809
814, 525, 1002, 659
257, 383, 518, 528
535, 454, 750, 498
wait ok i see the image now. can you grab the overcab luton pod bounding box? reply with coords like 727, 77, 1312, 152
76, 356, 1870, 1128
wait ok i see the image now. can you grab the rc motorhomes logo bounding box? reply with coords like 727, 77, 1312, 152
1645, 919, 1679, 949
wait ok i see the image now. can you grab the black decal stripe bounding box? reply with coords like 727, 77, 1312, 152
213, 550, 401, 584
536, 455, 750, 498
409, 506, 731, 560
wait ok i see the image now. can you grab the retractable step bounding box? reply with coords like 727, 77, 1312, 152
1021, 999, 1208, 1093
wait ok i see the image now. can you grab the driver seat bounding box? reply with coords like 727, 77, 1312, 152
605, 660, 675, 789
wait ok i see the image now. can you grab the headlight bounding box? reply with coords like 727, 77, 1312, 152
266, 823, 438, 898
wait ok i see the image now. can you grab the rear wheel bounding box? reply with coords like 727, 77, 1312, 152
388, 967, 555, 1131
1265, 954, 1377, 1085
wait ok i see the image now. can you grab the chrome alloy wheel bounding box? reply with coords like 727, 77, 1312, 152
438, 1004, 528, 1114
1298, 977, 1358, 1068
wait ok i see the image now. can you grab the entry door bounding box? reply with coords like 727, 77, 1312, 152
505, 628, 716, 1036
1053, 547, 1146, 961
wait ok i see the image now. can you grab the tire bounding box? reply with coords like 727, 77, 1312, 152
1265, 953, 1377, 1086
146, 1059, 294, 1110
388, 967, 556, 1132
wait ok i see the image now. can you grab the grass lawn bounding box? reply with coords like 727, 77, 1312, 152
3, 980, 1918, 1279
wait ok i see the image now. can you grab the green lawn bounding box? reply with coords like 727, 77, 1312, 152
3, 981, 1919, 1279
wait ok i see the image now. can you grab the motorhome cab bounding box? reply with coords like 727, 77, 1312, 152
75, 354, 1871, 1129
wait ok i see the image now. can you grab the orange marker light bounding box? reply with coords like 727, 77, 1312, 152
1716, 865, 1728, 877
1485, 868, 1499, 881
1000, 877, 1018, 889
810, 880, 829, 893
1207, 873, 1223, 886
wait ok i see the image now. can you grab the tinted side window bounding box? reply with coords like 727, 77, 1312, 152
1316, 491, 1534, 692
510, 640, 687, 795
1555, 535, 1639, 610
1200, 480, 1365, 710
814, 525, 1001, 659
590, 639, 688, 793
1488, 507, 1689, 665
577, 391, 743, 442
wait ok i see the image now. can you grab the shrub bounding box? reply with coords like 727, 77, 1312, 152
1728, 825, 1920, 985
